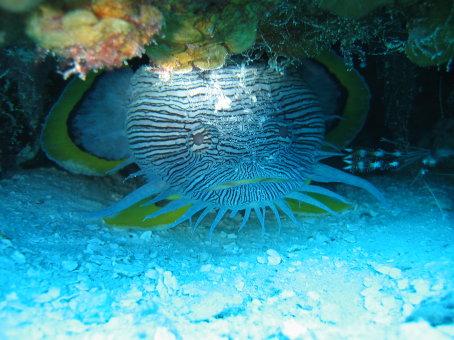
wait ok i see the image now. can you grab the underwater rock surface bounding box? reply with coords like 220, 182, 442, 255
0, 169, 452, 338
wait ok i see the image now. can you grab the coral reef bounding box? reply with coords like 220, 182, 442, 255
256, 0, 452, 70
315, 0, 419, 19
0, 0, 453, 176
405, 0, 454, 67
256, 0, 414, 66
381, 54, 419, 143
215, 2, 258, 54
0, 46, 56, 175
316, 0, 393, 18
0, 0, 42, 13
26, 0, 163, 78
1, 0, 450, 75
145, 2, 259, 72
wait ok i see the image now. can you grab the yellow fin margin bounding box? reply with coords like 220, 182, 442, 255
41, 72, 126, 176
317, 51, 371, 147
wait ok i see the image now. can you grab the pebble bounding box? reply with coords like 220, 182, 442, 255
371, 263, 402, 279
320, 303, 341, 323
381, 295, 400, 310
363, 275, 380, 288
140, 231, 152, 240
153, 269, 178, 299
163, 271, 178, 291
397, 279, 409, 290
256, 256, 266, 264
407, 293, 424, 305
75, 280, 90, 291
85, 224, 98, 231
214, 266, 224, 274
85, 238, 104, 254
6, 292, 18, 301
189, 292, 242, 320
361, 286, 379, 297
145, 269, 157, 279
223, 242, 239, 253
281, 319, 308, 338
12, 250, 26, 264
412, 279, 430, 295
279, 290, 295, 299
0, 238, 12, 248
346, 224, 359, 231
361, 286, 385, 314
198, 252, 210, 262
26, 268, 40, 277
143, 283, 155, 292
343, 233, 357, 243
287, 244, 303, 253
313, 233, 330, 244
398, 321, 450, 340
307, 291, 320, 301
154, 327, 177, 340
35, 287, 61, 303
250, 298, 262, 309
266, 249, 282, 266
239, 261, 249, 269
364, 295, 381, 313
402, 303, 414, 317
114, 263, 144, 277
119, 286, 143, 308
62, 260, 78, 271
156, 280, 167, 298
234, 277, 245, 292
431, 280, 444, 291
200, 264, 212, 272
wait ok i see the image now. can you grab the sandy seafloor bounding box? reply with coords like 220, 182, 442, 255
0, 167, 453, 339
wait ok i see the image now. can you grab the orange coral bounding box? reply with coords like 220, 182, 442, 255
26, 1, 162, 78
91, 0, 133, 19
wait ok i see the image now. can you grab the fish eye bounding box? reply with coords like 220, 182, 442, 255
278, 125, 290, 138
192, 132, 205, 145
189, 124, 219, 153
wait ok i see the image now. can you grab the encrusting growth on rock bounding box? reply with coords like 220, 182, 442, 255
26, 0, 163, 78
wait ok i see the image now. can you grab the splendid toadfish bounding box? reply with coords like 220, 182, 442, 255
42, 53, 383, 232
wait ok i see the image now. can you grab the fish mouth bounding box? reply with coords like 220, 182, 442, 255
208, 177, 289, 191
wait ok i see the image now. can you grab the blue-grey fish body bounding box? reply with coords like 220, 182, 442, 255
72, 63, 383, 232
128, 65, 324, 207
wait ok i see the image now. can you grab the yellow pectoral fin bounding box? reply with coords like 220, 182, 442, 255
104, 195, 191, 229
286, 192, 350, 214
104, 191, 350, 229
41, 72, 126, 176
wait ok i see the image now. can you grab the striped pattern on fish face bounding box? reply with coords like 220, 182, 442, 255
126, 64, 325, 208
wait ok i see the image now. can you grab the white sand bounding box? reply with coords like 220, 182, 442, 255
0, 168, 453, 339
